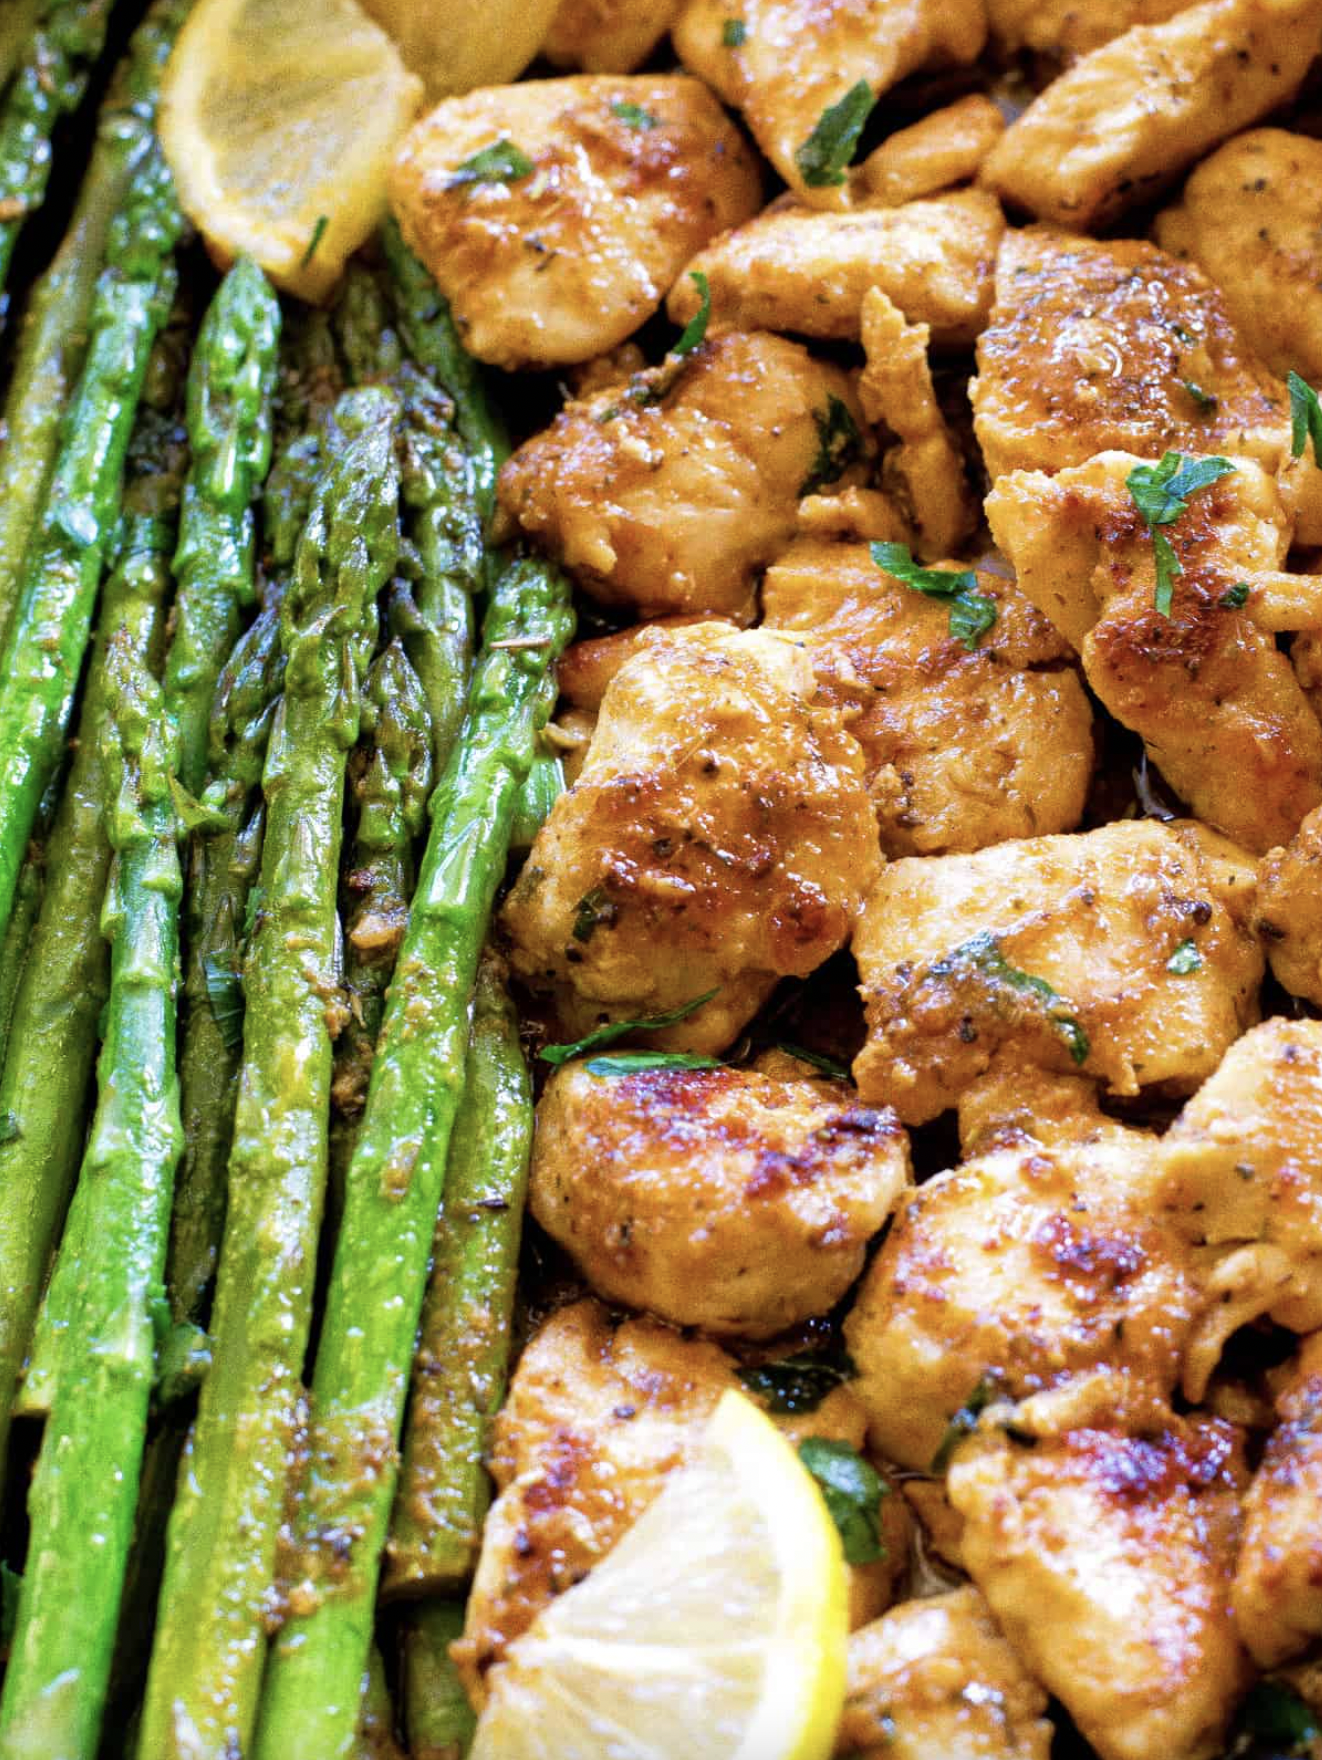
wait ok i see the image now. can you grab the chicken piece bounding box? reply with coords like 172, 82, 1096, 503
859, 95, 1006, 206
501, 622, 880, 1055
673, 0, 986, 209
760, 537, 1093, 858
859, 286, 976, 557
972, 227, 1291, 488
852, 818, 1263, 1125
498, 331, 868, 621
979, 0, 1322, 230
987, 453, 1322, 852
986, 0, 1197, 58
845, 1065, 1198, 1471
388, 76, 760, 370
1156, 130, 1322, 386
949, 1419, 1250, 1760
1256, 803, 1322, 1004
1157, 1021, 1322, 1398
1233, 1334, 1322, 1667
836, 1588, 1053, 1760
456, 1298, 880, 1700
543, 0, 682, 70
666, 189, 1003, 348
530, 1060, 909, 1337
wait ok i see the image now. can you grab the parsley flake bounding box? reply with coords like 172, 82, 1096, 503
1167, 938, 1202, 975
611, 99, 658, 130
202, 956, 245, 1051
1220, 582, 1250, 609
931, 1376, 998, 1473
794, 79, 876, 188
673, 269, 711, 358
572, 886, 617, 943
723, 18, 747, 45
447, 139, 535, 191
871, 541, 999, 651
801, 395, 862, 496
1180, 378, 1217, 414
541, 989, 719, 1066
799, 1437, 886, 1564
300, 215, 329, 268
584, 1051, 721, 1076
1125, 452, 1237, 616
1290, 370, 1322, 465
933, 931, 1089, 1065
738, 1344, 855, 1414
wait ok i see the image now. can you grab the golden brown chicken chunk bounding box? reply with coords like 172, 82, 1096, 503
1256, 803, 1322, 1004
456, 1298, 878, 1700
759, 537, 1094, 858
1233, 1334, 1322, 1668
979, 0, 1322, 229
498, 331, 867, 621
388, 76, 760, 370
673, 0, 986, 208
845, 1065, 1198, 1470
1157, 129, 1322, 386
667, 189, 1003, 348
972, 227, 1291, 488
986, 0, 1197, 58
987, 453, 1322, 853
502, 623, 881, 1055
531, 1061, 909, 1337
542, 0, 682, 70
859, 95, 1006, 207
852, 818, 1263, 1125
836, 1587, 1053, 1760
949, 1419, 1250, 1760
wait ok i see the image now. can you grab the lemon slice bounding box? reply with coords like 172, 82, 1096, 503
356, 0, 563, 98
471, 1389, 849, 1760
158, 0, 423, 302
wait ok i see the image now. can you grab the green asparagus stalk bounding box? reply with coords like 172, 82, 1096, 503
253, 553, 573, 1758
0, 618, 184, 1759
164, 257, 280, 794
0, 123, 183, 948
0, 0, 120, 305
138, 388, 401, 1760
384, 953, 533, 1594
0, 0, 41, 92
334, 260, 402, 388
353, 1646, 408, 1760
404, 1602, 476, 1760
0, 840, 42, 1065
0, 0, 189, 644
509, 749, 564, 852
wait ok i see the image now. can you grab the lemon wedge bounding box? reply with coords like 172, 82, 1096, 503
158, 0, 423, 302
356, 0, 563, 98
470, 1389, 849, 1760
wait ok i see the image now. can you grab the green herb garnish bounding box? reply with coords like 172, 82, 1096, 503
794, 79, 875, 189
541, 988, 719, 1066
572, 886, 617, 943
723, 18, 747, 45
611, 99, 658, 130
931, 1376, 998, 1473
738, 1344, 855, 1414
447, 139, 535, 190
801, 395, 862, 496
300, 215, 329, 268
1125, 452, 1237, 616
1290, 370, 1322, 465
584, 1051, 721, 1076
1180, 378, 1217, 414
1220, 582, 1250, 609
799, 1438, 886, 1564
202, 956, 244, 1052
871, 541, 999, 652
1167, 938, 1202, 975
772, 1042, 850, 1079
933, 931, 1089, 1065
673, 269, 711, 358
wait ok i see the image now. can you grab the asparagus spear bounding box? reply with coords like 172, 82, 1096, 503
0, 123, 183, 948
353, 1646, 408, 1760
404, 1602, 476, 1760
0, 0, 189, 645
0, 0, 120, 306
0, 840, 42, 1065
0, 0, 41, 92
385, 953, 533, 1593
138, 388, 401, 1760
164, 257, 280, 794
0, 615, 184, 1759
509, 749, 564, 853
334, 260, 402, 388
253, 552, 573, 1758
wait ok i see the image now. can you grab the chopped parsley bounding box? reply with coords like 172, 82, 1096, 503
300, 215, 329, 268
934, 931, 1089, 1065
739, 1343, 856, 1414
202, 956, 244, 1052
1125, 452, 1237, 616
1167, 938, 1202, 975
801, 395, 862, 496
611, 99, 658, 130
583, 1051, 721, 1076
673, 269, 711, 358
931, 1376, 999, 1473
447, 139, 535, 190
794, 79, 876, 189
798, 1438, 886, 1565
871, 541, 998, 652
1220, 582, 1250, 609
1180, 378, 1217, 414
722, 18, 747, 45
572, 886, 617, 943
541, 989, 719, 1066
1290, 370, 1322, 466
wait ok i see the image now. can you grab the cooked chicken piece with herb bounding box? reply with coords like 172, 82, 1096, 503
986, 0, 1197, 59
948, 1418, 1250, 1760
542, 0, 683, 71
498, 331, 868, 621
979, 0, 1322, 230
667, 189, 1003, 348
845, 1064, 1197, 1470
456, 1298, 893, 1702
673, 0, 986, 208
858, 95, 1005, 207
759, 537, 1093, 857
836, 1587, 1053, 1760
988, 453, 1322, 853
852, 818, 1263, 1125
388, 75, 760, 370
1255, 804, 1322, 1004
502, 622, 880, 1055
530, 1060, 909, 1337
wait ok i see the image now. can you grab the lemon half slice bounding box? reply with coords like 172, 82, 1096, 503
357, 0, 563, 98
159, 0, 422, 301
471, 1389, 849, 1760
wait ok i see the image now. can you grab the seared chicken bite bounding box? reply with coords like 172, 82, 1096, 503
530, 1060, 909, 1337
948, 1418, 1250, 1760
859, 95, 1006, 207
986, 0, 1197, 59
852, 818, 1263, 1124
501, 622, 881, 1055
1256, 803, 1322, 1005
666, 189, 1003, 348
979, 0, 1322, 229
987, 453, 1322, 852
845, 1065, 1197, 1471
543, 0, 683, 71
837, 1588, 1052, 1760
498, 330, 868, 621
673, 0, 986, 208
388, 76, 760, 370
760, 537, 1093, 857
